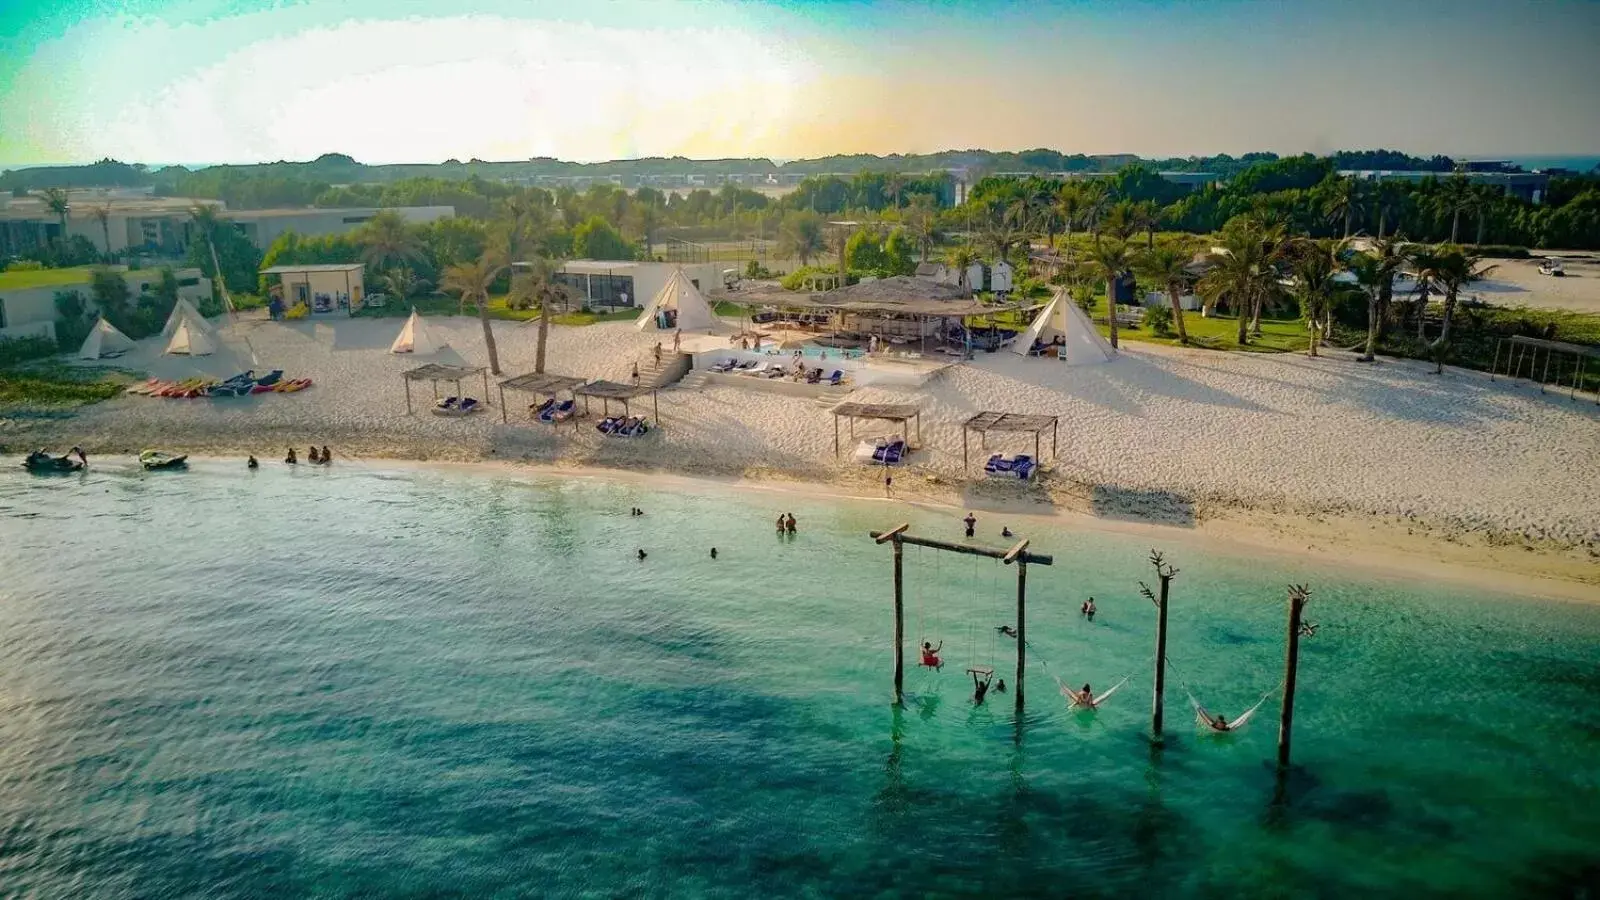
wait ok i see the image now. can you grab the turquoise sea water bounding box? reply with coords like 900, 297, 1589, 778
0, 460, 1596, 898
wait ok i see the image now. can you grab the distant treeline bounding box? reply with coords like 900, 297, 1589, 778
0, 147, 1484, 197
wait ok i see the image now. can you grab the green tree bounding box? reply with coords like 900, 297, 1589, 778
1348, 237, 1405, 361
1287, 238, 1341, 357
1131, 200, 1160, 249
508, 255, 572, 374
1435, 175, 1476, 244
1373, 180, 1406, 239
1412, 245, 1495, 373
381, 267, 429, 303
1088, 237, 1133, 349
571, 216, 633, 260
778, 211, 826, 266
418, 216, 488, 272
945, 244, 979, 297
845, 228, 886, 273
1320, 175, 1365, 238
438, 253, 505, 375
1197, 219, 1282, 345
882, 227, 917, 275
902, 196, 941, 262
89, 204, 113, 261
1054, 182, 1085, 251
359, 210, 425, 271
40, 187, 69, 244
90, 269, 131, 327
1133, 245, 1192, 344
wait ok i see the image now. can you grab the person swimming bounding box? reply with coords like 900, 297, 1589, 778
247, 455, 259, 469
1001, 526, 1013, 538
996, 678, 1006, 693
920, 641, 943, 669
996, 625, 1017, 638
637, 549, 648, 561
971, 669, 993, 705
285, 448, 297, 465
710, 548, 718, 559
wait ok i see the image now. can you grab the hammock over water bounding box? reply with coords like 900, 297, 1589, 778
1054, 674, 1129, 709
1187, 686, 1275, 733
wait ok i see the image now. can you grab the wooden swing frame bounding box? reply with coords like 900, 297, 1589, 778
871, 523, 1053, 713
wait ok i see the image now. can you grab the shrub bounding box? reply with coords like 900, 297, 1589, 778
1470, 244, 1530, 259
1143, 304, 1174, 335
3, 259, 44, 272
0, 335, 60, 367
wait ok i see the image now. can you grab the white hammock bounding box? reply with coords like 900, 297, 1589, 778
1187, 686, 1275, 733
1054, 674, 1129, 709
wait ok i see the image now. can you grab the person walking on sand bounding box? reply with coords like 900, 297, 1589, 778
653, 342, 663, 365
883, 471, 893, 498
631, 361, 640, 385
673, 329, 682, 353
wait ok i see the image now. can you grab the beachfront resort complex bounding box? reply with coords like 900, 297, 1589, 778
2, 0, 1598, 894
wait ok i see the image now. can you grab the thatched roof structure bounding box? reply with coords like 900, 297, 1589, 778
727, 275, 999, 317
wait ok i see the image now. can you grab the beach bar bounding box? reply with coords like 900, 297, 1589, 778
497, 372, 587, 424
402, 363, 489, 414
961, 411, 1060, 470
831, 401, 921, 457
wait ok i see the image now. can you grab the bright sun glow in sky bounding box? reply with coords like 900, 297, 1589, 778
1, 0, 1597, 167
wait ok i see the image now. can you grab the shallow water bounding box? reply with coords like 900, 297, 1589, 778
0, 460, 1596, 898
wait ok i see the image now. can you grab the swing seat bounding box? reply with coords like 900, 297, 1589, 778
966, 666, 994, 677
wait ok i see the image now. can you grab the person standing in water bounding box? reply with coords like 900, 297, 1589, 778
963, 513, 977, 538
1081, 598, 1097, 621
776, 513, 786, 532
285, 448, 298, 465
320, 446, 332, 465
308, 446, 320, 463
785, 513, 797, 534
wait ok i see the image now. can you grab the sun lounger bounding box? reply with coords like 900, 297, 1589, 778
828, 370, 844, 386
432, 397, 482, 417
538, 399, 575, 423
710, 358, 737, 373
984, 453, 1036, 480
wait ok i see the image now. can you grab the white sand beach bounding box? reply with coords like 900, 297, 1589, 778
7, 312, 1599, 589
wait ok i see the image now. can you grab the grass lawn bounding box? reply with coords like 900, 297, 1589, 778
0, 266, 96, 292
1081, 296, 1310, 353
0, 363, 139, 406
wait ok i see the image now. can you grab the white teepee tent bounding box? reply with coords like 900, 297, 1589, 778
390, 308, 445, 354
161, 297, 215, 338
78, 317, 136, 360
634, 267, 724, 332
165, 313, 216, 356
1010, 290, 1116, 365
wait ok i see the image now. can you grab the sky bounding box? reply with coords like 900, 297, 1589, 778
1, 0, 1598, 169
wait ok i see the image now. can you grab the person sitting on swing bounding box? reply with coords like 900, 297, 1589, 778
920, 641, 943, 669
971, 669, 993, 705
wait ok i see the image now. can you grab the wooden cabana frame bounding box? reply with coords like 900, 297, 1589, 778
497, 372, 587, 424
402, 363, 489, 414
573, 380, 660, 422
831, 401, 921, 456
962, 411, 1060, 470
1490, 335, 1600, 403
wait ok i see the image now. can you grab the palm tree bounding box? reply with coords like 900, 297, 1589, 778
945, 244, 978, 297
1078, 180, 1112, 235
1321, 176, 1365, 238
1131, 200, 1160, 249
885, 173, 906, 209
508, 255, 571, 374
1089, 237, 1133, 349
1054, 182, 1085, 252
628, 201, 661, 258
1472, 184, 1497, 246
381, 267, 429, 304
904, 195, 941, 262
778, 211, 826, 267
187, 203, 231, 294
1133, 245, 1192, 345
438, 254, 506, 375
1100, 200, 1139, 242
1405, 244, 1443, 340
359, 210, 425, 271
89, 204, 113, 261
1348, 240, 1404, 362
1197, 220, 1280, 346
1412, 245, 1495, 373
1287, 239, 1341, 357
1435, 175, 1476, 244
1373, 180, 1406, 239
40, 188, 69, 244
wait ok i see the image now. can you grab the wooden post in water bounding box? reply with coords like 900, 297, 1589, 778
1004, 539, 1031, 715
875, 524, 911, 706
1277, 584, 1312, 770
1140, 551, 1179, 742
